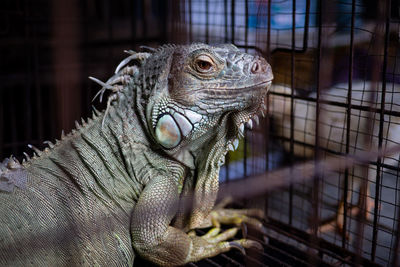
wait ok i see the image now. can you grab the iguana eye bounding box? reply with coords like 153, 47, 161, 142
195, 55, 214, 73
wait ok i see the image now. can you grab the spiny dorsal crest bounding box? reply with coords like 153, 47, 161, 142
89, 48, 153, 127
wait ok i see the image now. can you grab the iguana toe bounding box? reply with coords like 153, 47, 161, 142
210, 208, 266, 234
229, 239, 263, 253
206, 227, 238, 243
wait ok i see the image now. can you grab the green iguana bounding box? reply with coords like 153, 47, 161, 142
0, 43, 273, 266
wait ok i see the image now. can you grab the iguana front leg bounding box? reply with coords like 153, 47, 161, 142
130, 176, 260, 266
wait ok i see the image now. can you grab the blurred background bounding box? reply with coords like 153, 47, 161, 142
1, 0, 400, 266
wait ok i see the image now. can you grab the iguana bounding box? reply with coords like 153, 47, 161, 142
0, 43, 273, 266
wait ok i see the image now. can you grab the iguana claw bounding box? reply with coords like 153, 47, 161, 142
241, 222, 248, 237
185, 228, 263, 263
229, 239, 263, 253
229, 241, 246, 255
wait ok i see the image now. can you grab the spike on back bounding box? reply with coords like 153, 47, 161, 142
23, 152, 31, 161
43, 141, 55, 149
27, 144, 42, 157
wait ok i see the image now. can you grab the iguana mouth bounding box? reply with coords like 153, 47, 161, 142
222, 80, 272, 155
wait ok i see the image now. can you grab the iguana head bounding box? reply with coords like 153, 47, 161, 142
138, 43, 273, 166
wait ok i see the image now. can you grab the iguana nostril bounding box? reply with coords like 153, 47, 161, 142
251, 62, 260, 74
251, 60, 268, 74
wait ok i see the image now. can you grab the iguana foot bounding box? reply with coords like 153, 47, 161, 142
209, 208, 267, 235
184, 198, 266, 262
186, 226, 262, 262
208, 197, 267, 235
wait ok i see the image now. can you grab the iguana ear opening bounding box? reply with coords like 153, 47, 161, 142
155, 114, 182, 149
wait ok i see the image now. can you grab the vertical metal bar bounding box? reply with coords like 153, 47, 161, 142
302, 0, 310, 52
231, 0, 235, 44
245, 0, 248, 49
371, 0, 391, 260
264, 94, 270, 208
392, 166, 400, 266
24, 0, 32, 146
390, 31, 400, 267
288, 0, 296, 226
264, 0, 272, 217
266, 0, 271, 61
188, 0, 192, 42
243, 0, 249, 178
205, 0, 209, 43
342, 0, 356, 249
313, 0, 323, 228
224, 0, 230, 181
309, 0, 323, 263
224, 0, 228, 42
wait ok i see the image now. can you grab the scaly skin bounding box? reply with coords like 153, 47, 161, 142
0, 43, 273, 266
